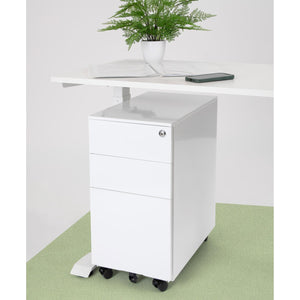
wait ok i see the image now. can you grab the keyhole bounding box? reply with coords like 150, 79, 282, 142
159, 130, 166, 137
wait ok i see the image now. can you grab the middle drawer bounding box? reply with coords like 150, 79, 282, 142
89, 154, 172, 199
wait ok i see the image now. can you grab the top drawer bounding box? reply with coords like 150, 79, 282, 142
89, 119, 172, 163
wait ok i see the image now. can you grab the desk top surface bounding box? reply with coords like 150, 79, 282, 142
51, 61, 273, 98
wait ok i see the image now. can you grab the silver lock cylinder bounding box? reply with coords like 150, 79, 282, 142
159, 130, 166, 137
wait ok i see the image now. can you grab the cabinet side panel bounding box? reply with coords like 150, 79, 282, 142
172, 100, 217, 280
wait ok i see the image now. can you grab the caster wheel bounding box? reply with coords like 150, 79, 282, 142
204, 236, 208, 242
99, 267, 113, 279
129, 273, 138, 283
158, 281, 168, 292
152, 279, 168, 292
99, 267, 105, 275
152, 279, 159, 288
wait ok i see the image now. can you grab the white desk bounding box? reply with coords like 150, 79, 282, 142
51, 60, 273, 281
52, 62, 273, 100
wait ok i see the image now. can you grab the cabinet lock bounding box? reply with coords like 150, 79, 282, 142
159, 130, 166, 137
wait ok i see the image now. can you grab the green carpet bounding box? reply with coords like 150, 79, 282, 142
27, 204, 273, 300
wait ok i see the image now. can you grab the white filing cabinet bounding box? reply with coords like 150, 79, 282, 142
88, 92, 217, 291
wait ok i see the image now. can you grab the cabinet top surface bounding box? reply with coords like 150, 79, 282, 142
51, 61, 273, 98
90, 92, 216, 126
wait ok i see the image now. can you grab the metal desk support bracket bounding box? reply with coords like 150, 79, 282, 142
62, 83, 82, 88
70, 253, 97, 278
113, 87, 131, 103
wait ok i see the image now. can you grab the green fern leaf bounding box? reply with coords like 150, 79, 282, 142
98, 0, 216, 49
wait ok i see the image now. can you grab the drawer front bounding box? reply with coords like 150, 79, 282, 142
90, 154, 172, 199
89, 119, 172, 163
90, 188, 172, 281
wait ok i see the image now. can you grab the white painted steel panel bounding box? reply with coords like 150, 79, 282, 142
89, 120, 172, 163
89, 154, 172, 199
172, 99, 217, 280
90, 188, 172, 281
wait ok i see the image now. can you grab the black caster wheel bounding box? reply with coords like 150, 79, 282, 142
152, 279, 159, 288
152, 279, 168, 292
99, 267, 113, 279
204, 236, 208, 242
129, 273, 138, 283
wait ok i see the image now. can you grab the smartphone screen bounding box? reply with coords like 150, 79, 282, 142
189, 73, 232, 80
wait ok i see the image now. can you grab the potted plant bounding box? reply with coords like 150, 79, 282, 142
99, 0, 215, 64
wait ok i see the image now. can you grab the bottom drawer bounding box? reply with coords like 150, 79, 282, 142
90, 188, 172, 281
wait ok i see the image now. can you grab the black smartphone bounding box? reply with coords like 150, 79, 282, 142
185, 72, 234, 83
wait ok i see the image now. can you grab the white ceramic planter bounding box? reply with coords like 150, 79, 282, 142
141, 41, 166, 65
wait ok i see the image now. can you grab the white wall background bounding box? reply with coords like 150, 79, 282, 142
27, 0, 273, 260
